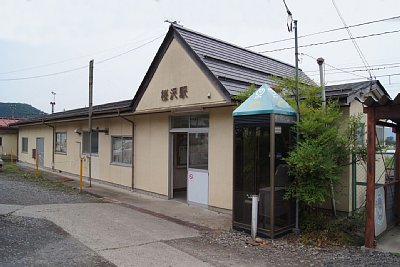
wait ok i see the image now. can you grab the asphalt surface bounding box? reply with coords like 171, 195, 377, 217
1, 165, 400, 267
0, 171, 114, 266
0, 215, 114, 267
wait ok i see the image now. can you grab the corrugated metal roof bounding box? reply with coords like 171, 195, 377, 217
173, 24, 314, 96
12, 100, 132, 126
325, 80, 388, 99
0, 118, 20, 127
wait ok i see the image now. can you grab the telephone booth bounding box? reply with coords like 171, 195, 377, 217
233, 84, 296, 238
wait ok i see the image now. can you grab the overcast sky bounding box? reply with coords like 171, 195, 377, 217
0, 0, 399, 113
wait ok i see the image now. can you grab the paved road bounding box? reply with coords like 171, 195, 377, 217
0, 173, 210, 267
2, 168, 400, 267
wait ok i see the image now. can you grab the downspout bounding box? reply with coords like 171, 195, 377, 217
118, 109, 135, 191
42, 119, 55, 171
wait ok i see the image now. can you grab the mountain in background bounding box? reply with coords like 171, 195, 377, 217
0, 102, 46, 119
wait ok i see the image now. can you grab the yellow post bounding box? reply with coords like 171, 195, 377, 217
35, 150, 39, 177
79, 157, 83, 193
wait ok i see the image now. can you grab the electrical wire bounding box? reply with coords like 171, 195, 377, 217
0, 35, 164, 82
326, 72, 400, 84
331, 0, 374, 79
259, 29, 400, 53
304, 62, 400, 73
301, 53, 369, 79
0, 32, 165, 75
245, 15, 400, 49
307, 65, 400, 77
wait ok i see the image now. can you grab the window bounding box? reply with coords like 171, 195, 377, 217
171, 114, 209, 129
55, 132, 67, 153
188, 133, 208, 170
82, 131, 99, 154
0, 137, 2, 146
111, 136, 132, 165
354, 123, 365, 146
22, 137, 28, 153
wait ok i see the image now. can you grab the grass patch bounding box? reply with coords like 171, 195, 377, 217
284, 210, 366, 247
295, 210, 365, 247
1, 162, 75, 192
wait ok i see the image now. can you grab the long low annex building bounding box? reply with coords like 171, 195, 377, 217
13, 24, 312, 212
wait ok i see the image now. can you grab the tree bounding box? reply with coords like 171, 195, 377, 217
233, 79, 364, 208
273, 77, 364, 207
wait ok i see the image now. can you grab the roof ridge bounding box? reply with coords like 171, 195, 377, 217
171, 24, 302, 71
326, 80, 377, 87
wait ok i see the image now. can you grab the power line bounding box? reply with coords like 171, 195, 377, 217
331, 0, 374, 78
307, 65, 400, 76
0, 65, 88, 81
301, 53, 369, 79
96, 35, 163, 64
0, 35, 164, 82
245, 15, 400, 49
259, 29, 400, 53
304, 62, 400, 73
327, 72, 400, 84
0, 32, 165, 75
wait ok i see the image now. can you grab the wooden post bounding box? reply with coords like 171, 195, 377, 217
395, 128, 400, 223
79, 157, 83, 193
35, 150, 39, 177
88, 60, 94, 187
365, 109, 376, 248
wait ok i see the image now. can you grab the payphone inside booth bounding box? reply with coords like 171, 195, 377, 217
233, 84, 296, 238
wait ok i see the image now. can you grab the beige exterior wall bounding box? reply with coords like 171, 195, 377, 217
0, 132, 18, 158
136, 38, 226, 113
17, 117, 133, 188
208, 106, 234, 210
133, 113, 170, 196
18, 125, 53, 167
333, 106, 352, 212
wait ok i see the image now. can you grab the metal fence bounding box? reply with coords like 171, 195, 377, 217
352, 151, 397, 225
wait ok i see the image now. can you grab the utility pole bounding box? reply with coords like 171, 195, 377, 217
88, 60, 94, 187
50, 91, 56, 114
293, 19, 301, 235
317, 58, 326, 109
317, 57, 337, 217
283, 0, 300, 234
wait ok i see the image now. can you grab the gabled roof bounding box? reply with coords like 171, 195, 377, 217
325, 80, 389, 104
12, 100, 132, 126
132, 24, 313, 109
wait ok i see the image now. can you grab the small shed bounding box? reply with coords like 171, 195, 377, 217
232, 84, 296, 238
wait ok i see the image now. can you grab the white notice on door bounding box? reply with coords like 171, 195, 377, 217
187, 169, 208, 206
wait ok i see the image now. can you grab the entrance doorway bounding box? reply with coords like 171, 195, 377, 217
172, 133, 188, 202
170, 114, 209, 206
36, 137, 44, 167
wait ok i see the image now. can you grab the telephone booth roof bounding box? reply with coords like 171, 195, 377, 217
233, 84, 296, 117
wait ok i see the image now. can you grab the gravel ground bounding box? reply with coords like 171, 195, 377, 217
165, 230, 400, 267
0, 165, 113, 266
0, 164, 100, 205
0, 215, 115, 267
0, 177, 99, 205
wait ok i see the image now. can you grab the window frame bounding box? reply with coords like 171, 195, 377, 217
55, 132, 67, 154
110, 135, 132, 166
21, 137, 28, 153
82, 131, 99, 156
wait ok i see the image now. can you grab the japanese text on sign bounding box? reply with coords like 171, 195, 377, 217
161, 86, 188, 102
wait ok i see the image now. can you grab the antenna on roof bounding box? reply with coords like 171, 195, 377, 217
164, 20, 182, 26
50, 91, 56, 114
